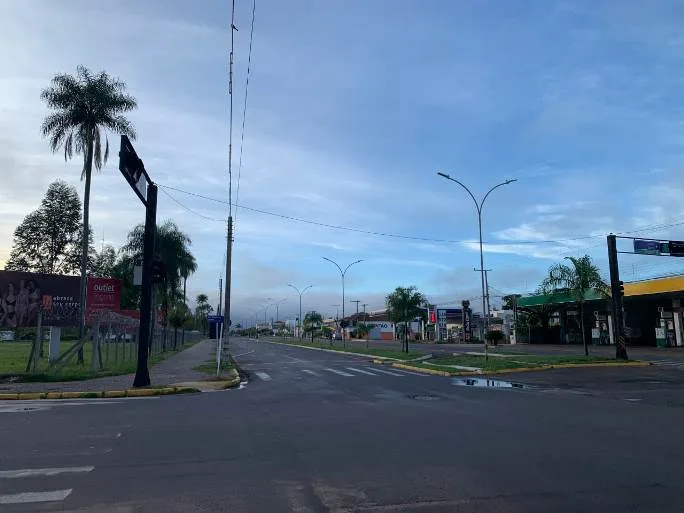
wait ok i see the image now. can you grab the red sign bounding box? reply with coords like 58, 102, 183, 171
86, 277, 122, 316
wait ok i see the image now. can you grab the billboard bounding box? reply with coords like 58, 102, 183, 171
0, 270, 80, 328
366, 321, 395, 341
86, 277, 121, 319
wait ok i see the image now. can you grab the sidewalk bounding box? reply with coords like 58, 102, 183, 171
0, 339, 215, 393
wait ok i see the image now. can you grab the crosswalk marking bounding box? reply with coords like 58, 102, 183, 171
651, 360, 684, 367
371, 367, 406, 377
302, 369, 319, 376
255, 371, 272, 381
0, 489, 72, 504
324, 368, 354, 377
0, 466, 94, 479
345, 367, 376, 376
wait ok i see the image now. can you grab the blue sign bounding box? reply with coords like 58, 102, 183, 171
207, 315, 225, 323
634, 239, 664, 255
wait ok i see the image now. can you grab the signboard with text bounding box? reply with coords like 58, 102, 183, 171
634, 239, 666, 255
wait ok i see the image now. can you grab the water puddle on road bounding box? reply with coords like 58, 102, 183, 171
452, 377, 529, 389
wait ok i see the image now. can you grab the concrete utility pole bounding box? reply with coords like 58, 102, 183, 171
438, 172, 516, 360
350, 300, 361, 318
607, 234, 628, 360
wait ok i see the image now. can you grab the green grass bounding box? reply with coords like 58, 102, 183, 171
272, 337, 422, 361
419, 353, 618, 373
193, 358, 233, 375
0, 340, 193, 382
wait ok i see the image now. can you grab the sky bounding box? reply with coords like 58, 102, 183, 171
3, 0, 684, 324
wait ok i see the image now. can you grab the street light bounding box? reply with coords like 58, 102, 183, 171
436, 172, 516, 354
288, 284, 312, 338
322, 257, 363, 322
273, 298, 287, 322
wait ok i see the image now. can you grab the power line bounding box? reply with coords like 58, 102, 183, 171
159, 187, 225, 222
235, 0, 256, 221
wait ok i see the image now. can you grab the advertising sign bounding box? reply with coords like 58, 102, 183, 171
366, 321, 395, 341
669, 240, 684, 257
86, 277, 121, 317
634, 239, 665, 255
437, 308, 448, 341
0, 271, 80, 328
463, 307, 472, 342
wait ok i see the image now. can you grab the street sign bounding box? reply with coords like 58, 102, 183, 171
207, 315, 225, 323
669, 240, 684, 257
119, 135, 149, 206
634, 239, 665, 255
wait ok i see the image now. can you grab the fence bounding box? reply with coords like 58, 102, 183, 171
0, 308, 202, 377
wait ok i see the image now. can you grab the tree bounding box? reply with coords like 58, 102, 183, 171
356, 322, 371, 348
485, 329, 504, 346
195, 294, 213, 334
541, 255, 608, 356
41, 65, 137, 357
91, 244, 117, 277
178, 252, 197, 347
303, 311, 323, 343
5, 180, 84, 274
168, 302, 191, 350
386, 286, 426, 353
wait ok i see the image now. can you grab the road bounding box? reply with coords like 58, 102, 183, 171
1, 337, 684, 512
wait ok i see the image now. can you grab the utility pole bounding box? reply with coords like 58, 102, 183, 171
484, 270, 491, 320
475, 267, 492, 338
350, 300, 361, 320
217, 278, 223, 316
362, 303, 368, 319
332, 304, 340, 320
607, 234, 628, 360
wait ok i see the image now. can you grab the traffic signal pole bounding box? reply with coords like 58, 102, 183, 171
133, 183, 157, 387
607, 234, 628, 360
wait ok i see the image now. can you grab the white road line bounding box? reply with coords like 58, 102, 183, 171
346, 367, 377, 376
370, 367, 405, 377
301, 369, 319, 376
0, 466, 94, 479
255, 371, 272, 381
324, 368, 354, 377
0, 489, 72, 504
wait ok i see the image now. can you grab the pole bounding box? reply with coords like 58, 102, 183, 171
218, 278, 222, 316
608, 234, 628, 360
223, 216, 233, 352
133, 183, 157, 387
477, 209, 489, 360
484, 269, 491, 320
299, 295, 302, 337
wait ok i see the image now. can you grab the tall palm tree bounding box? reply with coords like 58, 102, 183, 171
195, 294, 213, 334
386, 286, 427, 353
542, 255, 609, 356
178, 253, 197, 347
41, 65, 137, 360
303, 311, 323, 343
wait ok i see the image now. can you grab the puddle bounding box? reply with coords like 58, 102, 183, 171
452, 378, 529, 389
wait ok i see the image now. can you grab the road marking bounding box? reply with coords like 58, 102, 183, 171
346, 367, 376, 376
0, 466, 94, 479
371, 367, 405, 377
0, 489, 72, 504
302, 369, 319, 376
255, 371, 272, 381
324, 368, 354, 377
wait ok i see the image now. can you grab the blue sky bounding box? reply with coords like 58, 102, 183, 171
3, 0, 684, 323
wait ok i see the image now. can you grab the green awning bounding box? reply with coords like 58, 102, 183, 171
518, 289, 606, 308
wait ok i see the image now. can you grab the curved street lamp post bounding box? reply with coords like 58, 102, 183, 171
322, 257, 363, 325
437, 172, 516, 358
288, 284, 312, 338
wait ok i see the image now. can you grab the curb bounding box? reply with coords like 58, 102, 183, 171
171, 368, 241, 391
0, 386, 201, 401
388, 360, 650, 377
263, 339, 398, 361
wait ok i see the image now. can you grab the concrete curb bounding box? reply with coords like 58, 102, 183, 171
263, 339, 398, 361
392, 362, 451, 377
396, 360, 651, 377
0, 386, 201, 401
171, 368, 241, 391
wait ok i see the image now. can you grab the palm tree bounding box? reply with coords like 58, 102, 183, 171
178, 253, 197, 347
386, 286, 427, 353
356, 322, 371, 348
542, 255, 608, 356
303, 311, 323, 343
195, 294, 213, 333
41, 66, 137, 361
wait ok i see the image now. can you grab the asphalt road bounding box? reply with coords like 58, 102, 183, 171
1, 337, 684, 512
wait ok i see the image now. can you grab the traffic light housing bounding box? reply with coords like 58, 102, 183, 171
618, 280, 624, 297
151, 259, 167, 284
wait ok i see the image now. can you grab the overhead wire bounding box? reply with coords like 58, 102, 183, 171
235, 0, 256, 221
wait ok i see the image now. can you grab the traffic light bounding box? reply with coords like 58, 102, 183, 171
618, 280, 624, 297
151, 259, 167, 284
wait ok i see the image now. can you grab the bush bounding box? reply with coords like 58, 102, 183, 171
485, 330, 505, 345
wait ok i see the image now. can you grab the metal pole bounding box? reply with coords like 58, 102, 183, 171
223, 216, 233, 353
477, 208, 488, 359
608, 234, 628, 360
133, 183, 157, 388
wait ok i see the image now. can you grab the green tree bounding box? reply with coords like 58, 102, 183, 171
485, 329, 504, 346
168, 302, 192, 350
386, 286, 427, 353
5, 180, 85, 274
91, 244, 117, 277
41, 65, 137, 353
195, 293, 213, 333
541, 255, 609, 356
111, 253, 141, 309
303, 311, 323, 343
355, 322, 371, 348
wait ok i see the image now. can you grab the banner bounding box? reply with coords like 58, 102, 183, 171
0, 270, 80, 328
86, 277, 122, 317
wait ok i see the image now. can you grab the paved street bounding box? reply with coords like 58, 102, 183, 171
1, 337, 684, 512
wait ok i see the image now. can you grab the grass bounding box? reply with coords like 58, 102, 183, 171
193, 358, 234, 376
0, 339, 197, 382
413, 353, 619, 373
272, 337, 423, 361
